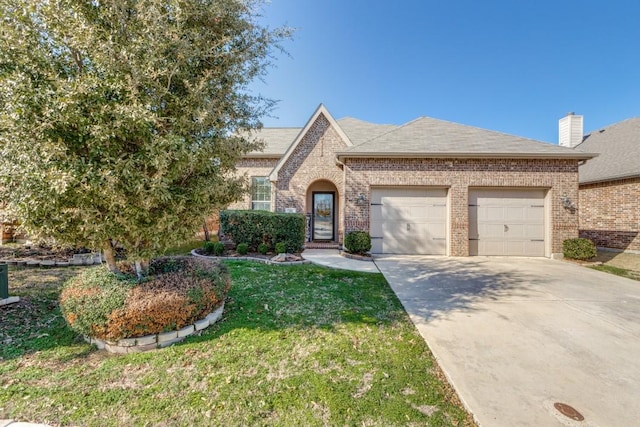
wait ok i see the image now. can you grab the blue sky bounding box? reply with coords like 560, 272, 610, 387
251, 0, 640, 143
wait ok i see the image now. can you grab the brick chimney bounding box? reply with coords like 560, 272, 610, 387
558, 112, 583, 148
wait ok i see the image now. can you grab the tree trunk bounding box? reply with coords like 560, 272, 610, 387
203, 221, 210, 242
134, 260, 149, 280
103, 241, 119, 273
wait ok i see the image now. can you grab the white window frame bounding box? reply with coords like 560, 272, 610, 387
251, 177, 271, 211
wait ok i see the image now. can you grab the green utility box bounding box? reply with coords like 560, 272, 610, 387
0, 263, 8, 299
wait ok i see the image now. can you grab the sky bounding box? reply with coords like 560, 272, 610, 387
250, 0, 640, 144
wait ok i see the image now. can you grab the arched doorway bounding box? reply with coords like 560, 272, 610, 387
306, 180, 339, 242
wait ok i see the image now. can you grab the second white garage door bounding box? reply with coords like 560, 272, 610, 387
370, 187, 447, 254
469, 189, 546, 256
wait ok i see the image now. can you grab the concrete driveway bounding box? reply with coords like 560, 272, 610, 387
375, 256, 640, 427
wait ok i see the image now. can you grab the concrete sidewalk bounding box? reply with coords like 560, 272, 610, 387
375, 255, 640, 427
301, 249, 379, 273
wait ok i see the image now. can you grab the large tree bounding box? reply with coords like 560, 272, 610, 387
0, 0, 288, 275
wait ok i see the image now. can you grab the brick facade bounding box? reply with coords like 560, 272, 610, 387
342, 158, 580, 256
579, 177, 640, 252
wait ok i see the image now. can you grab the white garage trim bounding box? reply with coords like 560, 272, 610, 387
370, 187, 448, 255
469, 188, 547, 257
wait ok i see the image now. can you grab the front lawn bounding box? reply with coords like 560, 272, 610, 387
590, 264, 640, 281
0, 262, 473, 426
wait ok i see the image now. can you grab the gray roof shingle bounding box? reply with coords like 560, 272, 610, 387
336, 117, 398, 145
245, 127, 301, 157
342, 116, 592, 158
575, 117, 640, 183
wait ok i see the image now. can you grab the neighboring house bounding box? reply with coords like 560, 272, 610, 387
230, 104, 594, 257
563, 114, 640, 252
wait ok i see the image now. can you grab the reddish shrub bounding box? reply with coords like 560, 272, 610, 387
60, 257, 230, 341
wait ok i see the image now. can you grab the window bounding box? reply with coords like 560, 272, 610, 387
251, 177, 271, 211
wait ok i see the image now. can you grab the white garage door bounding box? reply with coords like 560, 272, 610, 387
469, 189, 545, 256
370, 188, 447, 254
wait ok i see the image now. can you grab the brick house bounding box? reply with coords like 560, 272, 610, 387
231, 104, 594, 257
561, 114, 640, 252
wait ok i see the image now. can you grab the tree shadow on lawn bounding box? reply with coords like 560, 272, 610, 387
0, 266, 93, 361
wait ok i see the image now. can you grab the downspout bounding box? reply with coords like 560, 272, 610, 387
336, 157, 346, 243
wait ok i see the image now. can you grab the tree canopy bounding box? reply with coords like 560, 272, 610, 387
0, 0, 289, 272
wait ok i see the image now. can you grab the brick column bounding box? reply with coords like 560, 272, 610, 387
449, 185, 469, 256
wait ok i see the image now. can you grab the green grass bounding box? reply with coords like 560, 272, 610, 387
0, 262, 473, 426
590, 264, 640, 281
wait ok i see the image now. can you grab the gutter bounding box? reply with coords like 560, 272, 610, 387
579, 172, 640, 185
243, 153, 284, 159
336, 151, 598, 161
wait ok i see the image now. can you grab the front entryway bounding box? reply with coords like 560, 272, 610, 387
312, 192, 335, 241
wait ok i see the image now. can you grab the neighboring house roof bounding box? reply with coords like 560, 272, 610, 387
340, 116, 594, 160
575, 117, 640, 184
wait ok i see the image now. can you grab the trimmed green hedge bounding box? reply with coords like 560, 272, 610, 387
344, 231, 372, 255
563, 238, 596, 260
220, 210, 305, 253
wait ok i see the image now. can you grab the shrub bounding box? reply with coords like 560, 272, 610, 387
203, 241, 225, 256
257, 243, 269, 255
59, 268, 137, 338
344, 231, 372, 255
203, 241, 217, 255
212, 241, 225, 256
220, 210, 305, 253
275, 242, 287, 254
60, 257, 231, 341
563, 238, 596, 260
236, 243, 249, 255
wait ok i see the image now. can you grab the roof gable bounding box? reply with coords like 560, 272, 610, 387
268, 104, 352, 181
575, 117, 640, 183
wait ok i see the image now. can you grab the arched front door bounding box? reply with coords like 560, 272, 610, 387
307, 180, 339, 242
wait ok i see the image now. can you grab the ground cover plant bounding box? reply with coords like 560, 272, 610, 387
0, 263, 474, 426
